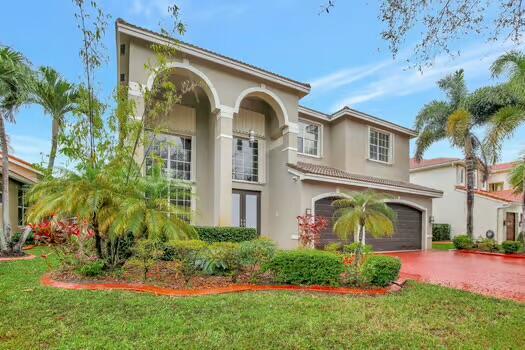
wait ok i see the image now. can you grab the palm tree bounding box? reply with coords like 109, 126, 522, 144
32, 67, 78, 172
332, 191, 396, 266
483, 52, 525, 237
27, 160, 196, 260
414, 70, 491, 237
0, 47, 33, 254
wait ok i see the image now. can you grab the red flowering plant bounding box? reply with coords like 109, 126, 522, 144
296, 214, 328, 248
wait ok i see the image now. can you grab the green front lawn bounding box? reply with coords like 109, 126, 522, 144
432, 242, 455, 251
1, 248, 523, 349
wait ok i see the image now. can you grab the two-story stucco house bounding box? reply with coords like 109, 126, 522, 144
116, 19, 442, 251
410, 158, 523, 242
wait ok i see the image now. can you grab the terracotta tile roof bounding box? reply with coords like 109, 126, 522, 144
116, 19, 310, 90
455, 186, 524, 203
290, 161, 442, 195
410, 158, 460, 170
490, 161, 519, 172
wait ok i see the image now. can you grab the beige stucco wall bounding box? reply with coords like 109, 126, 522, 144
488, 171, 513, 190
0, 179, 24, 232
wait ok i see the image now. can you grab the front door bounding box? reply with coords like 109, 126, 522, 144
506, 212, 516, 240
232, 190, 261, 232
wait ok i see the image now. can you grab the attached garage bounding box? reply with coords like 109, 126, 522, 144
314, 197, 423, 251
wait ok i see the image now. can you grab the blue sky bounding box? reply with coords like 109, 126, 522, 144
1, 0, 524, 166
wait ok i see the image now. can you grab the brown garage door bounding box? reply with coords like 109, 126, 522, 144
314, 198, 422, 251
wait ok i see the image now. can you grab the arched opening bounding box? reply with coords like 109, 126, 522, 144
144, 66, 217, 225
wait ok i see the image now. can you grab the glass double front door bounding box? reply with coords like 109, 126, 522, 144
232, 190, 260, 232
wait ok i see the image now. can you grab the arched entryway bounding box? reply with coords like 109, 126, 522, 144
313, 195, 424, 251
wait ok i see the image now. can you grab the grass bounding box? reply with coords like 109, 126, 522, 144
1, 248, 524, 349
432, 242, 455, 251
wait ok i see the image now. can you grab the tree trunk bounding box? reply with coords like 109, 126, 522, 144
521, 156, 525, 238
13, 225, 32, 253
465, 155, 475, 238
353, 223, 365, 267
93, 215, 103, 259
47, 118, 59, 172
0, 116, 11, 253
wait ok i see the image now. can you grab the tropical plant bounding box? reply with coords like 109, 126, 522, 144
484, 52, 525, 236
0, 47, 33, 255
31, 66, 78, 171
414, 70, 493, 237
128, 239, 164, 281
296, 213, 328, 248
332, 191, 396, 266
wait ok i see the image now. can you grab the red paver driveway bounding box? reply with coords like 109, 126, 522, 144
386, 250, 525, 302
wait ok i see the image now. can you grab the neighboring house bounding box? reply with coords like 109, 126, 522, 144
116, 19, 442, 251
410, 158, 523, 242
0, 153, 41, 230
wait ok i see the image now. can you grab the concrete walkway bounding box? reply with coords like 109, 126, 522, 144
387, 250, 525, 302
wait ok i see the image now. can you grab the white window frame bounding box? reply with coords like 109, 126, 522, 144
367, 126, 394, 164
456, 166, 465, 185
297, 119, 322, 158
232, 134, 264, 184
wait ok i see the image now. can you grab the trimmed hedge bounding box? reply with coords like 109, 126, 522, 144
264, 250, 344, 286
453, 235, 473, 250
432, 224, 451, 241
501, 240, 522, 254
195, 226, 258, 243
361, 255, 401, 287
163, 239, 208, 261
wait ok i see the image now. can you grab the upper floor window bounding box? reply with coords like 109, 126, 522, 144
233, 137, 258, 182
369, 128, 391, 163
298, 120, 320, 157
456, 166, 465, 184
145, 133, 192, 181
489, 182, 504, 192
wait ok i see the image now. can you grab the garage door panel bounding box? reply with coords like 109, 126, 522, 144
314, 199, 422, 251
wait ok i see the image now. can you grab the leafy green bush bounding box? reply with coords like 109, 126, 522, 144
78, 260, 105, 277
195, 226, 258, 243
239, 238, 277, 280
12, 231, 35, 245
453, 235, 473, 250
128, 240, 164, 281
324, 243, 342, 252
361, 255, 401, 287
476, 239, 499, 252
196, 242, 242, 277
264, 250, 344, 286
501, 240, 522, 254
343, 242, 373, 255
163, 239, 208, 261
517, 232, 524, 244
432, 224, 451, 241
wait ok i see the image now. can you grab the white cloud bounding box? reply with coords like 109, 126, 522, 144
9, 134, 50, 164
307, 40, 523, 111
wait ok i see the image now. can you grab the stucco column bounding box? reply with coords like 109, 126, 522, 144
282, 123, 298, 165
128, 83, 146, 166
214, 107, 234, 226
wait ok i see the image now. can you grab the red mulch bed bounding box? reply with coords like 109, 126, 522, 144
45, 261, 395, 297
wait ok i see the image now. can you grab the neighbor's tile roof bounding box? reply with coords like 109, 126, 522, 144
290, 161, 442, 195
410, 158, 461, 170
455, 186, 523, 203
490, 161, 520, 172
116, 18, 310, 90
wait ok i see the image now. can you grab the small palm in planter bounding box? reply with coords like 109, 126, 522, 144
332, 191, 396, 266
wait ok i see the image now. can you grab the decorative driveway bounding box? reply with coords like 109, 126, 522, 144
386, 250, 525, 302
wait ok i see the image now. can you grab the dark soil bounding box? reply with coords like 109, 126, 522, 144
0, 250, 26, 258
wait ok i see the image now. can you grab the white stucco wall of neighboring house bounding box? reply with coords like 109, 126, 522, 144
410, 164, 522, 242
488, 171, 513, 190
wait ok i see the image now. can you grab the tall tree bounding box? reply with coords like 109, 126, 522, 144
32, 66, 78, 172
0, 47, 33, 254
332, 191, 396, 266
414, 70, 491, 237
485, 51, 525, 237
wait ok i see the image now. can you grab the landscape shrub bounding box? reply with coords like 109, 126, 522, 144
323, 242, 342, 252
196, 242, 242, 278
453, 235, 474, 250
239, 238, 277, 280
264, 250, 344, 286
78, 260, 105, 277
128, 240, 164, 281
476, 239, 499, 252
432, 224, 451, 241
195, 226, 258, 243
12, 231, 35, 245
163, 239, 208, 261
517, 232, 525, 244
343, 242, 373, 256
361, 255, 401, 287
501, 240, 522, 254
